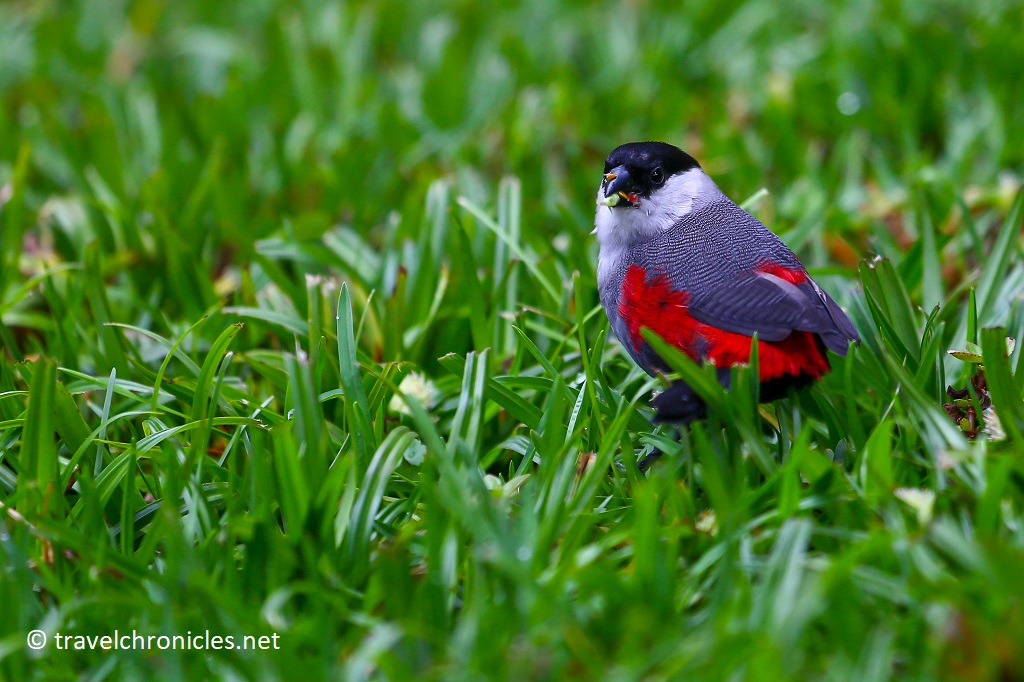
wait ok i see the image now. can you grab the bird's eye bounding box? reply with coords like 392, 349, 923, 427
650, 167, 664, 185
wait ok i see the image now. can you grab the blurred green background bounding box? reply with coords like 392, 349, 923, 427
4, 0, 1022, 288
3, 0, 1024, 680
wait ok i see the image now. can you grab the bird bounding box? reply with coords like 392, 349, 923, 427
594, 141, 859, 469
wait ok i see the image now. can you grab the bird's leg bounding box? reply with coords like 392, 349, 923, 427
636, 447, 663, 473
635, 427, 682, 473
615, 441, 664, 475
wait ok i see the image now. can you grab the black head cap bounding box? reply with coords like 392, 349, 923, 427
602, 142, 701, 199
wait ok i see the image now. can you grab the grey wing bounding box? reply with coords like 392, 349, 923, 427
687, 272, 860, 355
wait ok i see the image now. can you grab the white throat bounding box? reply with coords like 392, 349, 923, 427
594, 168, 724, 283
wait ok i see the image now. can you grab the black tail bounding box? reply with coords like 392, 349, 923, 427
649, 367, 817, 424
650, 367, 731, 424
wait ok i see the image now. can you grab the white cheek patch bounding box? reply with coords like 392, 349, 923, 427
593, 168, 722, 250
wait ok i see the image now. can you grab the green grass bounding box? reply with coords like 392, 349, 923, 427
2, 0, 1024, 679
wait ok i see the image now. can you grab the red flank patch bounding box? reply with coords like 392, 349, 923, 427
754, 260, 808, 285
618, 264, 829, 381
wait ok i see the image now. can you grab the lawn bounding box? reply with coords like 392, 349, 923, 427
2, 0, 1024, 679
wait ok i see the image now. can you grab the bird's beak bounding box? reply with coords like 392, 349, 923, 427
603, 166, 630, 197
598, 165, 639, 207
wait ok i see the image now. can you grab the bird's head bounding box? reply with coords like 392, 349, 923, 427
594, 141, 721, 248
